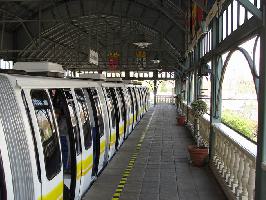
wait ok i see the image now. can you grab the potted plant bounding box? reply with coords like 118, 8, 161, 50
187, 99, 208, 167
175, 94, 186, 126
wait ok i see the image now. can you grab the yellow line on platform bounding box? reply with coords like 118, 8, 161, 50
111, 111, 154, 200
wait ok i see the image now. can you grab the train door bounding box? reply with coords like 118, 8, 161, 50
139, 88, 144, 117
116, 88, 126, 142
131, 88, 139, 125
109, 88, 122, 148
144, 88, 149, 111
48, 89, 82, 200
74, 89, 93, 195
86, 88, 106, 174
28, 89, 63, 200
136, 88, 142, 118
0, 151, 6, 200
134, 87, 141, 122
128, 88, 135, 129
103, 87, 116, 158
124, 89, 132, 137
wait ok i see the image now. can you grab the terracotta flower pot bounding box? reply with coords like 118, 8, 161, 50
177, 115, 186, 126
187, 145, 208, 167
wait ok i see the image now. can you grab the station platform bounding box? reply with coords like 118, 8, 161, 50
83, 104, 226, 200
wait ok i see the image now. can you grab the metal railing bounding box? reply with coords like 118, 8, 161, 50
156, 95, 174, 104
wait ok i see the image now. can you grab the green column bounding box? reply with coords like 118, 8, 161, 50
255, 2, 266, 199
209, 17, 222, 160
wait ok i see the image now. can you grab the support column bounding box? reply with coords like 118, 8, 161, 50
194, 68, 198, 101
255, 2, 266, 199
175, 78, 181, 95
209, 17, 222, 160
154, 79, 157, 106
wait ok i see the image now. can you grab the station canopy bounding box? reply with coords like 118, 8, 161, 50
0, 0, 188, 72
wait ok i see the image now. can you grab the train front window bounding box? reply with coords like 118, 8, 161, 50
75, 89, 92, 150
30, 89, 61, 180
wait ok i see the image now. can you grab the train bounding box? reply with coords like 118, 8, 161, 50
0, 62, 149, 200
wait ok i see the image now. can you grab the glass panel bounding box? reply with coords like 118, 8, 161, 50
223, 10, 227, 40
31, 90, 61, 180
221, 51, 258, 142
87, 88, 104, 137
64, 90, 82, 155
75, 89, 92, 150
239, 5, 245, 26
106, 88, 116, 128
228, 4, 232, 36
233, 0, 238, 31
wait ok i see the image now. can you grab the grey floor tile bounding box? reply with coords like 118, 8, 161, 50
83, 105, 226, 200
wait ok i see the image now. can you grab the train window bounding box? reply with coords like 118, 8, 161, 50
117, 88, 126, 121
30, 90, 61, 180
21, 90, 41, 182
64, 90, 82, 155
87, 88, 104, 138
105, 88, 116, 129
132, 89, 138, 113
128, 88, 134, 114
0, 151, 6, 200
74, 89, 92, 150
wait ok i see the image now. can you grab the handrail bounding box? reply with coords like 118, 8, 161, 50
180, 102, 256, 200
156, 95, 174, 104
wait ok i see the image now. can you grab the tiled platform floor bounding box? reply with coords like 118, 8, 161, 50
83, 104, 227, 200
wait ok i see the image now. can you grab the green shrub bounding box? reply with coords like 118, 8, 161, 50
221, 110, 257, 142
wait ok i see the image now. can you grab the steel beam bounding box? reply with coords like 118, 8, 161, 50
238, 0, 262, 21
148, 0, 186, 32
202, 16, 261, 63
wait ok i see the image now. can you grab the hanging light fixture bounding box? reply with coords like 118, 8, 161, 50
133, 33, 152, 49
151, 54, 160, 64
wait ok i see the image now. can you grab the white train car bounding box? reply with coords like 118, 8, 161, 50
0, 63, 149, 200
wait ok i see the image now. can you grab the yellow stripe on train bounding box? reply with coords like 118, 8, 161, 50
119, 124, 124, 136
38, 181, 63, 200
110, 132, 116, 146
100, 139, 106, 155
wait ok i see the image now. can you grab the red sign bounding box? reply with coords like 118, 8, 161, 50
108, 52, 120, 71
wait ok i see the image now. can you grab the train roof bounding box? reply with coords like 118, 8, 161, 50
0, 73, 100, 89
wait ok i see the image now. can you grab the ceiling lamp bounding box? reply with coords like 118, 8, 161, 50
133, 33, 152, 49
151, 54, 160, 64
